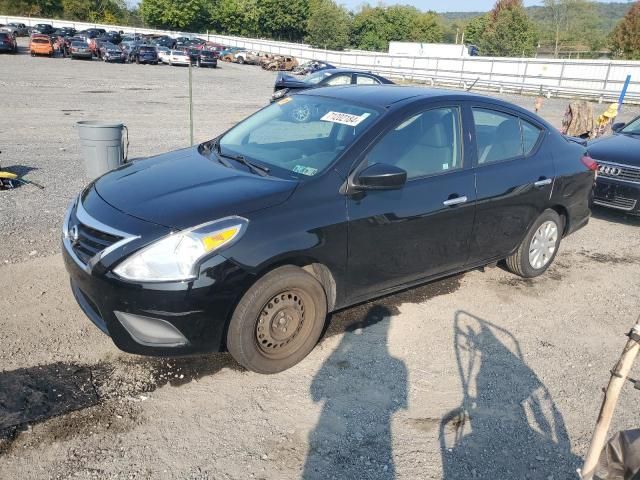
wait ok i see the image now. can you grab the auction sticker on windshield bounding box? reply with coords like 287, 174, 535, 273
321, 111, 370, 127
292, 165, 318, 176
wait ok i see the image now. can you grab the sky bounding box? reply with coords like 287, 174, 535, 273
339, 0, 627, 12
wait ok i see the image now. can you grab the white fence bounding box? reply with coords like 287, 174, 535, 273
4, 14, 640, 103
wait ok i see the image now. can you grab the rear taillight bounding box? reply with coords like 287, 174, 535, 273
581, 155, 598, 171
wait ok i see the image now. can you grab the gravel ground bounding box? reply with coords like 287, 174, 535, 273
1, 39, 640, 479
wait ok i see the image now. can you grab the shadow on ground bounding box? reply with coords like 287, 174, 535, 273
304, 305, 407, 479
592, 205, 640, 226
439, 310, 581, 479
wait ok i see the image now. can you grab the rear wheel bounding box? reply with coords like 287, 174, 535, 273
227, 266, 327, 374
505, 209, 563, 278
237, 56, 244, 64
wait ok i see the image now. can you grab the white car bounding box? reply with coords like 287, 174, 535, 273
156, 46, 171, 64
168, 50, 190, 66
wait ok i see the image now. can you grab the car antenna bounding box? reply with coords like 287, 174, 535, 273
466, 77, 480, 92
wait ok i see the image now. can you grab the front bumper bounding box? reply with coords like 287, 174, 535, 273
62, 195, 252, 356
594, 177, 640, 215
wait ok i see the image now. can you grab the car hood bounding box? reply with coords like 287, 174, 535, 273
275, 73, 308, 89
588, 134, 640, 168
94, 146, 298, 230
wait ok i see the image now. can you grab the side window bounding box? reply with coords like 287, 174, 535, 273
367, 107, 462, 180
325, 74, 352, 86
356, 75, 380, 85
472, 109, 523, 164
522, 119, 543, 155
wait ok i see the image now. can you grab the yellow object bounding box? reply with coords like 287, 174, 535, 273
602, 103, 618, 119
0, 171, 18, 180
201, 226, 241, 251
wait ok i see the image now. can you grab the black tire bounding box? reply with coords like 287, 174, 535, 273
505, 209, 563, 278
237, 56, 244, 64
227, 265, 327, 374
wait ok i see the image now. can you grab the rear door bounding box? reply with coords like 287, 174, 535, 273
467, 104, 554, 264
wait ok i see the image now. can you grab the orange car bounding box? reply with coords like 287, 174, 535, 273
30, 34, 54, 57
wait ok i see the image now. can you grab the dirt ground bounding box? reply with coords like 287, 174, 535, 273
1, 40, 640, 480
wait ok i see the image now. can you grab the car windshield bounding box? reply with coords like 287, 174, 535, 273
621, 117, 640, 135
218, 95, 379, 179
304, 71, 334, 85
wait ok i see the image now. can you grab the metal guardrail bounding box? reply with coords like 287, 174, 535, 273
3, 14, 639, 104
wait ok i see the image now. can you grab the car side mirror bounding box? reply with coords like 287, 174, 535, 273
612, 122, 625, 133
354, 163, 407, 190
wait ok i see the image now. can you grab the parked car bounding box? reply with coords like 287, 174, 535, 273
156, 46, 171, 64
0, 25, 20, 37
196, 49, 218, 68
174, 36, 191, 48
588, 116, 640, 215
168, 49, 190, 66
262, 55, 298, 71
29, 34, 54, 57
292, 60, 336, 75
0, 32, 18, 53
130, 45, 158, 65
100, 42, 126, 63
271, 69, 394, 102
153, 35, 176, 49
7, 22, 29, 36
233, 50, 265, 65
219, 47, 245, 61
61, 35, 84, 57
62, 86, 594, 374
70, 41, 93, 60
31, 23, 55, 35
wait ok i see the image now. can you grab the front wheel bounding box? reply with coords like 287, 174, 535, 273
505, 209, 563, 278
227, 266, 327, 374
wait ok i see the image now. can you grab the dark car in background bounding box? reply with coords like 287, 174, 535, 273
131, 45, 158, 64
174, 36, 191, 48
0, 32, 18, 53
62, 86, 594, 374
589, 116, 640, 215
271, 68, 394, 102
196, 49, 218, 68
153, 35, 176, 49
31, 23, 55, 35
70, 41, 93, 60
100, 42, 126, 63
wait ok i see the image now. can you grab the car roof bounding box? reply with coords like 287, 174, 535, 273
302, 84, 547, 119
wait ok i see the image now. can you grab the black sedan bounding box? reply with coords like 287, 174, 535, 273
62, 86, 594, 374
100, 42, 126, 63
129, 45, 158, 65
196, 49, 218, 68
272, 68, 394, 102
589, 117, 640, 215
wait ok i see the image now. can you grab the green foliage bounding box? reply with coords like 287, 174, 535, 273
611, 1, 640, 59
463, 14, 489, 45
351, 4, 442, 51
306, 0, 351, 50
478, 0, 538, 56
255, 0, 308, 41
209, 0, 259, 36
140, 0, 209, 31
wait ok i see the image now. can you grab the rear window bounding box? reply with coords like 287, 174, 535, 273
139, 47, 155, 53
32, 38, 49, 44
72, 42, 88, 47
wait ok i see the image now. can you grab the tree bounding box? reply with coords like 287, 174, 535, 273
256, 0, 309, 41
140, 0, 209, 31
351, 4, 442, 51
539, 0, 597, 57
611, 1, 640, 60
463, 14, 489, 45
306, 0, 351, 50
210, 0, 260, 37
479, 0, 538, 57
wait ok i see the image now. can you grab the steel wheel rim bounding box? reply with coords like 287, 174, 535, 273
255, 289, 313, 359
528, 220, 558, 269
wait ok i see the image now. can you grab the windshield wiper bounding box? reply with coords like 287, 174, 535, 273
209, 139, 270, 177
204, 139, 233, 168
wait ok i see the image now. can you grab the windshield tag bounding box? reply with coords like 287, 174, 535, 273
293, 165, 318, 176
321, 111, 369, 127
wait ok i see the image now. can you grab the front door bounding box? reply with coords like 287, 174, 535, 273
346, 105, 476, 302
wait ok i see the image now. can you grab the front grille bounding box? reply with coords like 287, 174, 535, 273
72, 221, 122, 265
596, 161, 640, 184
594, 196, 638, 211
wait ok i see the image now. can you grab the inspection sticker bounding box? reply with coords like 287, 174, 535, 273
321, 111, 370, 127
277, 97, 293, 105
292, 165, 318, 176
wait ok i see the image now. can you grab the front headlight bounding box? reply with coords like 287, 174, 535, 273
113, 216, 247, 282
272, 88, 289, 101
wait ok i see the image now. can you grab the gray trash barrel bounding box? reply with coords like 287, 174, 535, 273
76, 121, 127, 180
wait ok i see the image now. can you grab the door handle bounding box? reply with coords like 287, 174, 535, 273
534, 178, 552, 188
443, 196, 468, 207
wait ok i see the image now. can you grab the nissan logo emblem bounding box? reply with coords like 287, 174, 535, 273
598, 165, 621, 176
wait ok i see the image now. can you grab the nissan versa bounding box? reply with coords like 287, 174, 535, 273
63, 86, 595, 373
